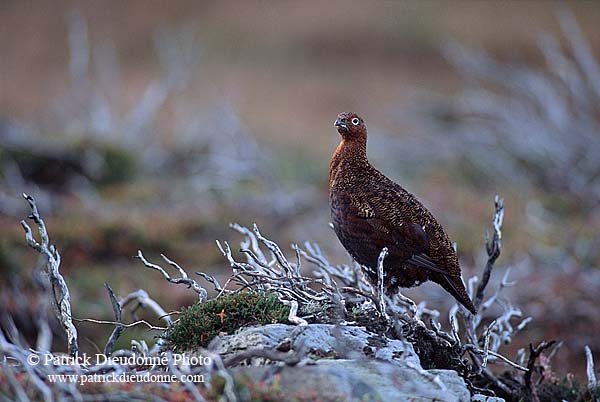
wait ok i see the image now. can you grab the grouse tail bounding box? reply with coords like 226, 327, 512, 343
441, 275, 477, 314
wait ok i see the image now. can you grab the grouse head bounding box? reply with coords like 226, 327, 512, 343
334, 112, 366, 142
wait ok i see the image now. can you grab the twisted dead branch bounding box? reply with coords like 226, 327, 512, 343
585, 345, 597, 392
20, 193, 78, 358
135, 250, 208, 301
525, 340, 557, 402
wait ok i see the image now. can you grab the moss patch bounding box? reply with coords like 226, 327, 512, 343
163, 292, 290, 352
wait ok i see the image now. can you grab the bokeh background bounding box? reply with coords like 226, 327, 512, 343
1, 0, 599, 379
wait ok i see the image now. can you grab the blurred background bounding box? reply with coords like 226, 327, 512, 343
1, 0, 599, 379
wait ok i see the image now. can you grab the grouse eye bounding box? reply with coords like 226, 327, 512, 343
351, 118, 360, 125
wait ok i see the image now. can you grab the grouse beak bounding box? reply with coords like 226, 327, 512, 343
334, 118, 348, 132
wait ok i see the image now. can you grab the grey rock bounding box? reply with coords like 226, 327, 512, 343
209, 323, 420, 366
209, 324, 472, 401
231, 359, 470, 402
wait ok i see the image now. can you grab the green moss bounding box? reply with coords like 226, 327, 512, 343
0, 139, 137, 189
0, 240, 19, 274
95, 143, 137, 185
163, 291, 290, 352
73, 139, 138, 186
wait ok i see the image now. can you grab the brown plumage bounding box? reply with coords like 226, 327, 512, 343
329, 112, 477, 314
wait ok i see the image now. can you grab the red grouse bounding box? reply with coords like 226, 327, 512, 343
329, 112, 477, 314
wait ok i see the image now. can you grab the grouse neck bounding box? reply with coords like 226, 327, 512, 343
330, 137, 370, 187
336, 137, 368, 161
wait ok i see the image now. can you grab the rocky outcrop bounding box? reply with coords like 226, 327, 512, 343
209, 324, 472, 402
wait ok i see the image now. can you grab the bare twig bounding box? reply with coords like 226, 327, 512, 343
524, 340, 557, 402
120, 289, 173, 327
585, 345, 597, 392
464, 344, 529, 372
215, 224, 352, 325
252, 224, 297, 277
481, 320, 496, 368
195, 272, 228, 294
21, 193, 78, 357
135, 250, 208, 301
104, 283, 125, 356
376, 247, 389, 319
73, 317, 167, 331
282, 300, 308, 326
474, 195, 504, 310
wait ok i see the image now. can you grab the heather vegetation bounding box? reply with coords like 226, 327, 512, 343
1, 2, 599, 401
